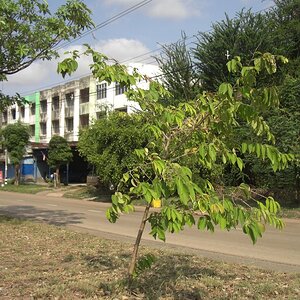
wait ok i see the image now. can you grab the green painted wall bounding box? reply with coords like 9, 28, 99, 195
25, 92, 40, 142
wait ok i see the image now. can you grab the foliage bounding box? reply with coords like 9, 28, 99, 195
155, 33, 201, 106
47, 135, 72, 188
0, 122, 30, 185
0, 0, 93, 110
78, 112, 149, 188
157, 3, 300, 200
58, 46, 292, 278
193, 10, 274, 91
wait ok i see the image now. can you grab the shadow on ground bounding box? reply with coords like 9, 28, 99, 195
0, 205, 84, 226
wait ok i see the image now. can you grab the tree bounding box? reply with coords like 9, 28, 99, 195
1, 122, 30, 185
58, 47, 293, 281
47, 135, 72, 188
0, 0, 93, 110
193, 10, 274, 91
155, 33, 201, 106
78, 112, 149, 189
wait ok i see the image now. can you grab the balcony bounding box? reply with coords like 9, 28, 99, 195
79, 102, 89, 115
64, 131, 74, 142
29, 115, 35, 124
40, 112, 47, 122
65, 106, 74, 118
52, 110, 60, 120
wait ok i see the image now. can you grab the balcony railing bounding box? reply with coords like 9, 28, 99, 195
65, 106, 74, 118
52, 110, 60, 120
40, 112, 47, 122
79, 102, 89, 115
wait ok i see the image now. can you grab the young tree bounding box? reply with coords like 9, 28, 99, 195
47, 135, 72, 188
58, 48, 293, 280
1, 122, 30, 185
0, 0, 93, 110
78, 112, 149, 189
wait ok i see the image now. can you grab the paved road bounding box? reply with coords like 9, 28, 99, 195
0, 190, 299, 273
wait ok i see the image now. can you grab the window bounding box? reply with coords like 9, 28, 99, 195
115, 82, 127, 95
30, 125, 35, 136
65, 118, 74, 132
65, 92, 74, 108
115, 106, 127, 113
40, 100, 47, 113
52, 96, 60, 111
20, 106, 25, 119
11, 108, 16, 120
80, 115, 89, 128
96, 111, 106, 119
80, 88, 89, 103
30, 103, 36, 116
97, 83, 107, 99
40, 123, 47, 136
2, 111, 8, 124
52, 120, 59, 134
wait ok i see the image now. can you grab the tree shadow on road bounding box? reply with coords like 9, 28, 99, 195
0, 205, 84, 226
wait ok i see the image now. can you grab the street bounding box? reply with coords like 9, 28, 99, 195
0, 190, 299, 273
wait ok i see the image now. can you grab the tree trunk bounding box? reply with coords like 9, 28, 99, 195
14, 164, 20, 186
56, 167, 60, 188
128, 204, 151, 280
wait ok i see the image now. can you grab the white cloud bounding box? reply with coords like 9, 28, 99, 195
5, 62, 51, 86
105, 0, 200, 19
4, 38, 151, 95
94, 38, 151, 62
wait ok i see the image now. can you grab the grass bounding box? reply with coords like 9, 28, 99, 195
63, 185, 112, 202
0, 215, 299, 299
0, 183, 50, 194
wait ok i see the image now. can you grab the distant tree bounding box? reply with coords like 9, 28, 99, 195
193, 10, 274, 91
0, 0, 93, 110
47, 135, 72, 188
156, 33, 201, 106
1, 122, 30, 185
78, 112, 149, 189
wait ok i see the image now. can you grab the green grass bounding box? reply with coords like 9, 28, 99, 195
0, 183, 50, 194
63, 185, 112, 202
0, 215, 299, 299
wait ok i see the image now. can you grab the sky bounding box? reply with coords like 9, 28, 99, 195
3, 0, 273, 96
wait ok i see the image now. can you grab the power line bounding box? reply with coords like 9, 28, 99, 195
54, 0, 153, 51
15, 4, 275, 96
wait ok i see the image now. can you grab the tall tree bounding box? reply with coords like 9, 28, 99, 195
1, 122, 30, 185
47, 135, 72, 188
155, 33, 201, 106
0, 0, 93, 110
193, 10, 274, 91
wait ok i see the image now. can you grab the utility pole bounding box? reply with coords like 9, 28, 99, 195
4, 149, 8, 185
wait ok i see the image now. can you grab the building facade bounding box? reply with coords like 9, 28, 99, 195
0, 63, 159, 183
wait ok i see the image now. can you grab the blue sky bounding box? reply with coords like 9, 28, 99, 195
3, 0, 273, 96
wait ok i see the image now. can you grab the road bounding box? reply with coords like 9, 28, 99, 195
0, 190, 299, 273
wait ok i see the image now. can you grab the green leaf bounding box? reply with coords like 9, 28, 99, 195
197, 217, 207, 230
176, 177, 189, 205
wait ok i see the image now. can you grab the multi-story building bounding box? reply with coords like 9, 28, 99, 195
0, 63, 159, 183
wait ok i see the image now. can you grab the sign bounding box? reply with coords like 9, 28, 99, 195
0, 170, 3, 184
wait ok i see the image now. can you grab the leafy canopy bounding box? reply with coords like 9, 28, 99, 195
0, 0, 93, 110
78, 112, 149, 187
47, 135, 72, 169
1, 122, 30, 165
